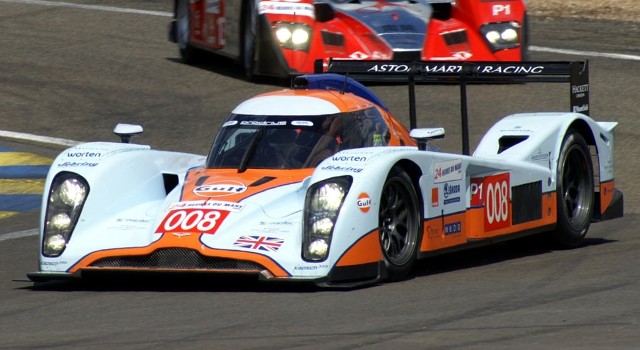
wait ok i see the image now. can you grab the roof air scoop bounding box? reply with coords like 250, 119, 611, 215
113, 123, 143, 143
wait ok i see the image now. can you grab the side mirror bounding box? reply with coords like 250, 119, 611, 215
113, 123, 143, 143
410, 128, 445, 151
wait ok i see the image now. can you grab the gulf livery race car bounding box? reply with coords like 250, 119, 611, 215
28, 60, 623, 287
168, 0, 528, 78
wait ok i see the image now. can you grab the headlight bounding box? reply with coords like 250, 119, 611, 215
302, 176, 352, 262
480, 22, 521, 51
272, 22, 311, 50
42, 172, 89, 257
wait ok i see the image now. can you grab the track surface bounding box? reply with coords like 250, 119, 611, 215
1, 1, 638, 348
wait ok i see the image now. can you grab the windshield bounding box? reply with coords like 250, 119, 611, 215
207, 107, 389, 170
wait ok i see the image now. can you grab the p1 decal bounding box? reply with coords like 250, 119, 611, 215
156, 209, 230, 234
471, 173, 511, 231
357, 192, 371, 213
193, 181, 247, 197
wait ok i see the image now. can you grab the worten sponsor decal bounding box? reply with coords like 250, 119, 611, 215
193, 181, 247, 197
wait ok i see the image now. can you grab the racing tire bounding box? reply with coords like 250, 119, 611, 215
241, 1, 257, 80
176, 0, 204, 64
520, 12, 530, 61
554, 131, 594, 247
379, 167, 421, 281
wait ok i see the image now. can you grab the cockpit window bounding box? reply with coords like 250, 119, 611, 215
206, 107, 389, 170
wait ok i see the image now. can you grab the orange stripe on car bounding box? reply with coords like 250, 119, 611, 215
599, 180, 616, 214
335, 230, 382, 267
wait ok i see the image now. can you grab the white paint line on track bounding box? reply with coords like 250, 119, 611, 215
530, 45, 640, 61
0, 0, 172, 17
0, 130, 80, 147
0, 229, 38, 242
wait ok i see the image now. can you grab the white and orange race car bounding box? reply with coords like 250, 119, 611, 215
168, 0, 529, 78
29, 60, 623, 287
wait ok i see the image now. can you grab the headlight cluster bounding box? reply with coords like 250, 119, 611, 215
272, 22, 311, 50
302, 177, 352, 261
42, 172, 89, 257
480, 22, 520, 51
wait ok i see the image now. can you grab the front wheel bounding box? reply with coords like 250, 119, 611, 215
554, 131, 594, 247
379, 167, 421, 280
241, 1, 257, 80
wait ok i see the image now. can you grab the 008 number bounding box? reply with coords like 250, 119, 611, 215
483, 173, 511, 231
156, 209, 227, 234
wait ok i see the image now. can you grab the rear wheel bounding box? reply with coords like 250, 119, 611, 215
554, 131, 594, 247
379, 167, 421, 280
176, 0, 204, 64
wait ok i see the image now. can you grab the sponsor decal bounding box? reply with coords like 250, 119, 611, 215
444, 221, 462, 235
426, 225, 440, 239
431, 187, 439, 207
193, 181, 247, 197
171, 232, 191, 238
471, 173, 511, 231
155, 208, 230, 234
169, 200, 244, 212
572, 84, 589, 94
367, 64, 411, 73
349, 51, 369, 60
330, 155, 368, 162
531, 149, 550, 162
222, 121, 238, 127
357, 192, 371, 213
293, 264, 329, 270
443, 182, 461, 205
234, 236, 284, 252
320, 165, 363, 173
66, 151, 102, 158
478, 65, 544, 74
291, 120, 313, 126
499, 125, 532, 133
57, 161, 98, 167
433, 159, 462, 183
258, 1, 315, 18
572, 104, 589, 113
239, 121, 286, 126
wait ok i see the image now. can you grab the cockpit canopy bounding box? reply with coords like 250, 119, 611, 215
207, 107, 390, 170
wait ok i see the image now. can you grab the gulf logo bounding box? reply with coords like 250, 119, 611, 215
357, 192, 371, 213
193, 181, 247, 197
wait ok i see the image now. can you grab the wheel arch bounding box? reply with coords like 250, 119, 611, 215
393, 159, 424, 207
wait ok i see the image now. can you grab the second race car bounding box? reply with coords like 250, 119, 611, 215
168, 0, 529, 78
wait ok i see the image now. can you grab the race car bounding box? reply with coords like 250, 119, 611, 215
28, 60, 623, 288
168, 0, 529, 78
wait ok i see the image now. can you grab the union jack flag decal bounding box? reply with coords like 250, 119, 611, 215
234, 236, 284, 252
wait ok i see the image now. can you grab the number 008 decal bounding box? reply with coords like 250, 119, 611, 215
155, 209, 230, 234
471, 173, 511, 231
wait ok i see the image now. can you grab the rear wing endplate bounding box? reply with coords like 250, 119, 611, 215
314, 59, 589, 155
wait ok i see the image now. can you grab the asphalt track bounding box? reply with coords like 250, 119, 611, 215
0, 1, 638, 349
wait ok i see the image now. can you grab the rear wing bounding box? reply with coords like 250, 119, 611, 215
313, 59, 589, 155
